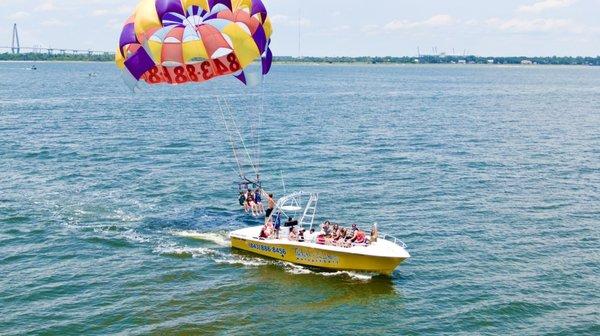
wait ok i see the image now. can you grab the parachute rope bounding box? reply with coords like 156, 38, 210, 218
218, 96, 244, 180
222, 97, 260, 179
258, 76, 264, 178
218, 95, 260, 183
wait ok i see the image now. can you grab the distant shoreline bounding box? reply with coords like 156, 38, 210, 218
1, 53, 598, 66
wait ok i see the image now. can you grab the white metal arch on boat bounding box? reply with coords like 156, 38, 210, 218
268, 191, 319, 229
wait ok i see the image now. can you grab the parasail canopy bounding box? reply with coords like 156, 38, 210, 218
116, 0, 273, 88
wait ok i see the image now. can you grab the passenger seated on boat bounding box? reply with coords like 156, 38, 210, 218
285, 217, 298, 227
298, 228, 306, 242
343, 226, 354, 241
333, 228, 347, 247
288, 226, 299, 241
316, 231, 326, 245
321, 221, 332, 236
351, 228, 366, 245
349, 223, 358, 236
370, 223, 379, 244
328, 227, 342, 245
332, 227, 341, 240
259, 222, 273, 239
304, 228, 316, 243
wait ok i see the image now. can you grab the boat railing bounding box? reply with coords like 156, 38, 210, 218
380, 233, 407, 248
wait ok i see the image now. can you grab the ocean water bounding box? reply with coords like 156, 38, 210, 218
0, 62, 599, 335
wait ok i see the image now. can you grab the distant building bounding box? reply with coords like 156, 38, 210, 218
487, 59, 494, 64
458, 60, 467, 64
521, 60, 533, 65
413, 59, 420, 63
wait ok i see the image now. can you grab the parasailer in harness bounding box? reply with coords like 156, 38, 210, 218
253, 189, 264, 215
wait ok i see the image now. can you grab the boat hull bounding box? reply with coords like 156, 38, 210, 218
230, 236, 407, 275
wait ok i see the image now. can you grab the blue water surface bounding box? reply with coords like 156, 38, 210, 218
0, 62, 599, 335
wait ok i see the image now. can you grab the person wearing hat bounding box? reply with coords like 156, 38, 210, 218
349, 224, 358, 236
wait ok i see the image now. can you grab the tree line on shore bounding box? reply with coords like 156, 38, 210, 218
0, 53, 114, 62
1, 52, 598, 65
278, 55, 600, 66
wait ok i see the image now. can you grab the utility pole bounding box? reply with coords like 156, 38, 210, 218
12, 23, 20, 54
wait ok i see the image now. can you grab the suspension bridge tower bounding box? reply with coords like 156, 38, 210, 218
11, 23, 20, 54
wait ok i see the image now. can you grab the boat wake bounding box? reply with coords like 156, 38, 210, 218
171, 230, 230, 246
280, 262, 375, 281
320, 270, 375, 281
62, 210, 376, 279
153, 244, 223, 259
155, 242, 271, 267
214, 256, 271, 267
156, 236, 376, 280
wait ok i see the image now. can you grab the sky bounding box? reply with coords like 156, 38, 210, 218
0, 0, 599, 56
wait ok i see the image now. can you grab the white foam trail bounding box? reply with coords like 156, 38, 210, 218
163, 233, 375, 280
320, 271, 375, 281
172, 231, 230, 246
277, 262, 374, 280
153, 245, 221, 258
111, 209, 143, 223
122, 229, 150, 243
281, 262, 313, 275
214, 257, 270, 267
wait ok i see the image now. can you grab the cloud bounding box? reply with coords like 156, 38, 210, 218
485, 17, 582, 33
36, 0, 56, 11
361, 24, 380, 35
8, 11, 29, 20
332, 25, 350, 32
92, 9, 109, 17
517, 0, 577, 13
41, 18, 68, 27
106, 18, 123, 30
117, 5, 133, 15
270, 14, 311, 28
384, 14, 456, 31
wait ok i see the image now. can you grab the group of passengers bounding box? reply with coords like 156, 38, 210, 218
239, 189, 268, 217
316, 221, 379, 247
259, 216, 379, 247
